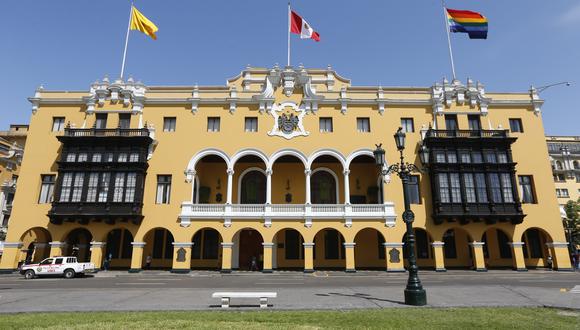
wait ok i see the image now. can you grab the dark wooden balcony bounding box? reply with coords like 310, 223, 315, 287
432, 202, 525, 225
48, 202, 143, 225
424, 129, 509, 139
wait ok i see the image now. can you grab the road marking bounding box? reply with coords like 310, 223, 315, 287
570, 285, 580, 293
136, 278, 184, 281
255, 282, 304, 285
115, 283, 166, 285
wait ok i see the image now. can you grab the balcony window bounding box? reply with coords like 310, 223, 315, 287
460, 151, 471, 163
95, 114, 108, 129
207, 117, 220, 132
463, 173, 476, 203
471, 151, 483, 163
119, 114, 131, 129
489, 174, 502, 203
52, 117, 65, 132
356, 118, 370, 133
118, 153, 128, 162
435, 151, 446, 163
38, 175, 56, 204
518, 175, 536, 204
78, 153, 88, 162
484, 152, 497, 163
105, 153, 114, 162
437, 173, 451, 203
245, 117, 258, 132
113, 173, 126, 202
129, 153, 139, 162
69, 173, 85, 202
401, 118, 414, 133
319, 117, 333, 133
92, 153, 102, 162
86, 173, 99, 202
163, 117, 176, 132
447, 151, 457, 164
98, 173, 110, 202
509, 118, 523, 133
444, 115, 458, 130
501, 173, 514, 203
59, 173, 73, 202
66, 153, 76, 162
497, 152, 508, 163
475, 173, 488, 203
156, 175, 172, 204
449, 173, 462, 203
468, 115, 481, 130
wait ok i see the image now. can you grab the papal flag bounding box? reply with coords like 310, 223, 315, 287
130, 6, 159, 40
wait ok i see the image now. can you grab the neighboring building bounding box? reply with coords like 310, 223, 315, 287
547, 136, 580, 211
0, 66, 572, 273
0, 125, 27, 255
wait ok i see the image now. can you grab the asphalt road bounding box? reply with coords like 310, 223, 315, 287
0, 270, 578, 312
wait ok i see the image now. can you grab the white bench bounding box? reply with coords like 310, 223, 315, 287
211, 292, 277, 308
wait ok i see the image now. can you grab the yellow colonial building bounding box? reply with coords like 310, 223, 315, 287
0, 66, 573, 273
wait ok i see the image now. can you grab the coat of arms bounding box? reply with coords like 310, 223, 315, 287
268, 101, 309, 139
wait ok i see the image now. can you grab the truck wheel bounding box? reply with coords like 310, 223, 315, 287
24, 270, 35, 279
63, 269, 75, 279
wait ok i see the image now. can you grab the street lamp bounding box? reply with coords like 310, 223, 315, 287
535, 81, 571, 94
374, 127, 427, 306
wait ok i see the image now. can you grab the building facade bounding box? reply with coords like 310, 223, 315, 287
547, 136, 580, 209
0, 66, 572, 273
0, 125, 27, 255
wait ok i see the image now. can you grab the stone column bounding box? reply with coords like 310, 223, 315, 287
508, 242, 527, 271
221, 242, 233, 273
305, 169, 312, 204
0, 242, 23, 273
265, 169, 272, 204
226, 169, 234, 204
546, 242, 573, 271
344, 242, 356, 273
262, 242, 274, 273
90, 242, 106, 270
171, 242, 192, 273
49, 241, 66, 257
384, 242, 405, 272
303, 242, 314, 273
431, 241, 446, 272
343, 170, 351, 205
129, 242, 146, 273
469, 241, 487, 272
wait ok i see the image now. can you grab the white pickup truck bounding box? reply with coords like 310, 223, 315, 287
20, 256, 95, 279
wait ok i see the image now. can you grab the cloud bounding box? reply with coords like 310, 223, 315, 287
558, 3, 580, 25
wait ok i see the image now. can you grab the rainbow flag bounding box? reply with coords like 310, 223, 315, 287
447, 8, 488, 39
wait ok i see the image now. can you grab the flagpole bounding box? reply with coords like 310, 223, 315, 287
287, 2, 291, 67
120, 2, 134, 79
441, 0, 456, 80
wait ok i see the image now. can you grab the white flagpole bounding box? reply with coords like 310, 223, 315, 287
287, 2, 291, 67
441, 1, 457, 80
120, 2, 134, 79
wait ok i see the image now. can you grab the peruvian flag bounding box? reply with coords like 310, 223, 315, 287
290, 10, 320, 42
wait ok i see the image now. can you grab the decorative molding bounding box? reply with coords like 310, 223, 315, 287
431, 241, 445, 247
131, 242, 146, 248
545, 242, 569, 248
302, 242, 315, 248
343, 242, 356, 248
262, 242, 275, 248
268, 101, 310, 139
172, 242, 193, 248
49, 241, 66, 248
508, 242, 525, 247
431, 78, 491, 116
469, 241, 486, 247
190, 84, 200, 114
85, 77, 146, 114
221, 242, 234, 248
90, 241, 106, 249
2, 242, 23, 248
383, 242, 404, 248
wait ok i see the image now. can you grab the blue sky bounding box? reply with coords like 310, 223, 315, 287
1, 0, 579, 135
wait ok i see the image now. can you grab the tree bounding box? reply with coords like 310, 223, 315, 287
563, 198, 580, 252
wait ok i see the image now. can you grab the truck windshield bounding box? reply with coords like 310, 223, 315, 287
39, 259, 53, 265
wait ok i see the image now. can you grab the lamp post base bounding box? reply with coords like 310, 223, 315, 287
404, 288, 427, 306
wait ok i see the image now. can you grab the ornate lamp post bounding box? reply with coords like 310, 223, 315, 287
373, 127, 427, 306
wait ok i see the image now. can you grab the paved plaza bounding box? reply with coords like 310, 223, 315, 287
0, 270, 578, 313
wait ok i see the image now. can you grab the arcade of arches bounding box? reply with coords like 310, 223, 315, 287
6, 224, 569, 272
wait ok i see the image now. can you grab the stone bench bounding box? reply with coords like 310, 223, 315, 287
211, 292, 277, 308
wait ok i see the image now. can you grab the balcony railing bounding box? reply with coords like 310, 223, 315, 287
63, 127, 150, 137
425, 129, 509, 138
179, 203, 397, 228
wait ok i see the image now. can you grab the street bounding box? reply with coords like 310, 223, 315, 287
0, 270, 578, 312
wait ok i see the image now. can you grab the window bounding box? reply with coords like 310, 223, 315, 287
467, 115, 481, 130
459, 151, 471, 163
463, 173, 476, 203
319, 117, 333, 133
519, 176, 536, 204
71, 173, 84, 202
471, 151, 483, 163
163, 117, 176, 132
118, 153, 128, 162
38, 175, 56, 203
475, 173, 488, 203
113, 173, 125, 202
98, 173, 110, 202
447, 151, 457, 163
92, 153, 101, 162
401, 118, 414, 133
435, 151, 446, 163
95, 114, 108, 129
52, 117, 65, 132
497, 152, 508, 163
408, 175, 420, 204
129, 153, 139, 162
556, 189, 569, 198
489, 174, 502, 203
445, 115, 458, 130
244, 117, 258, 132
437, 173, 450, 203
554, 174, 565, 182
86, 173, 99, 202
54, 258, 63, 265
356, 118, 370, 132
125, 173, 136, 202
156, 175, 172, 204
105, 153, 114, 162
500, 173, 514, 203
509, 118, 523, 133
59, 173, 73, 202
485, 152, 497, 163
78, 153, 88, 162
449, 173, 462, 203
207, 117, 220, 132
66, 153, 76, 162
118, 114, 131, 129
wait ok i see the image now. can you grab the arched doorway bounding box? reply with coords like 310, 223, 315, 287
19, 227, 52, 264
522, 228, 552, 268
403, 228, 434, 269
105, 228, 134, 269
311, 169, 338, 204
234, 229, 263, 271
64, 228, 93, 262
347, 153, 381, 204
195, 153, 229, 204
273, 228, 304, 270
240, 170, 266, 204
354, 228, 386, 270
482, 228, 513, 268
270, 151, 308, 204
313, 228, 346, 270
191, 228, 222, 270
142, 228, 174, 270
442, 228, 474, 269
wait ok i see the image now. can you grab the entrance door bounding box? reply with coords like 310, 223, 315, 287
238, 229, 263, 270
311, 171, 337, 204
241, 171, 266, 204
